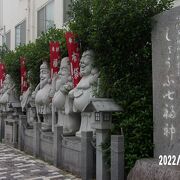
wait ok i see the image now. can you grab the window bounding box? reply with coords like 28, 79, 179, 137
95, 112, 100, 121
37, 1, 54, 37
103, 113, 111, 121
15, 20, 26, 47
63, 0, 71, 24
5, 31, 11, 49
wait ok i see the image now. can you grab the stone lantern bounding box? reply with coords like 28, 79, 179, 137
84, 98, 122, 180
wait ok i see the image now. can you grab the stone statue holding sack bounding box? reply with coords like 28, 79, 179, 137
68, 50, 99, 137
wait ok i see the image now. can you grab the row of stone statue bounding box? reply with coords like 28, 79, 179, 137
0, 50, 99, 137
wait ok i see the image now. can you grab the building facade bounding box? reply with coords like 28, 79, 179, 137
0, 0, 71, 50
1, 0, 180, 50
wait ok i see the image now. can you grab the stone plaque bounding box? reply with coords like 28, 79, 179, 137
152, 6, 180, 157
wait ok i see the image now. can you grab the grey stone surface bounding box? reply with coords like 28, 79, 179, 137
127, 158, 180, 180
62, 137, 82, 175
81, 131, 94, 180
24, 129, 34, 155
53, 125, 63, 168
18, 115, 27, 151
0, 143, 81, 180
152, 6, 180, 157
111, 135, 124, 180
40, 136, 53, 162
23, 126, 89, 177
4, 117, 18, 147
39, 132, 54, 163
96, 129, 110, 180
33, 122, 41, 157
0, 112, 5, 141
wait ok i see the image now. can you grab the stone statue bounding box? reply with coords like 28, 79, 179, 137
33, 61, 52, 131
68, 50, 99, 136
20, 72, 31, 112
51, 57, 80, 134
20, 72, 36, 127
0, 74, 17, 111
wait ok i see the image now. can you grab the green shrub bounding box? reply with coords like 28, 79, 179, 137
3, 28, 67, 93
0, 44, 10, 60
69, 0, 173, 174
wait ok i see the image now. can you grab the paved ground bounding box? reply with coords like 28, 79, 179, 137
0, 143, 81, 180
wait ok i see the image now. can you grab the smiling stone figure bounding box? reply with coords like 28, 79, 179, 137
68, 50, 99, 136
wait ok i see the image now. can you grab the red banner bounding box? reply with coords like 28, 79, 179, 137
50, 41, 61, 78
0, 63, 5, 88
20, 57, 28, 93
65, 32, 81, 87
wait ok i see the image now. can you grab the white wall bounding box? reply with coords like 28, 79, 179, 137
0, 0, 3, 29
0, 0, 66, 49
3, 0, 28, 49
0, 0, 4, 44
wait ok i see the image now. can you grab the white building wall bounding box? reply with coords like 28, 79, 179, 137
0, 0, 3, 29
0, 0, 67, 50
5, 0, 180, 50
3, 0, 28, 49
174, 0, 180, 7
0, 0, 4, 44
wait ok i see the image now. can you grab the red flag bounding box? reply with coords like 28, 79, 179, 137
50, 41, 61, 78
20, 57, 28, 93
0, 63, 5, 88
65, 32, 81, 87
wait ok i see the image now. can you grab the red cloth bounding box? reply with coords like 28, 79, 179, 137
65, 32, 81, 87
50, 41, 61, 78
20, 57, 28, 93
0, 63, 5, 88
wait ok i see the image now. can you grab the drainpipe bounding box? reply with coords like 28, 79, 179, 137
27, 0, 31, 43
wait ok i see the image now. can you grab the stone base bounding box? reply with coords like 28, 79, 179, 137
57, 112, 80, 136
127, 158, 180, 180
76, 112, 95, 137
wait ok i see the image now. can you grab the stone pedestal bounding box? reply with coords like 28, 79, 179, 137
76, 112, 95, 137
57, 112, 80, 136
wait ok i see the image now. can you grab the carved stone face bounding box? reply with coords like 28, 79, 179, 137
39, 62, 50, 88
40, 69, 49, 81
80, 50, 94, 77
59, 58, 70, 76
58, 57, 70, 84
